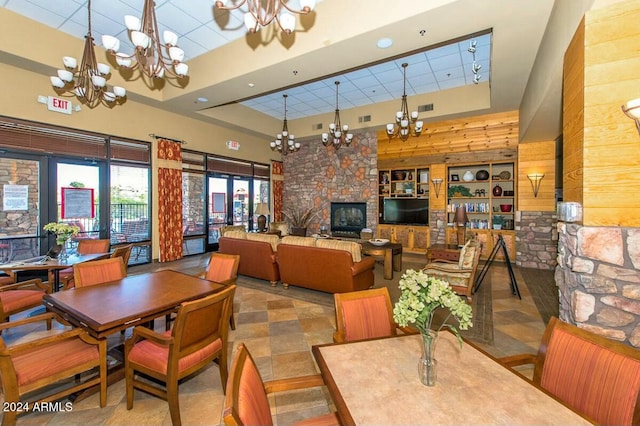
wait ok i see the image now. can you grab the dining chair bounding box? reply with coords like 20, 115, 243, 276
166, 253, 240, 331
500, 316, 640, 425
333, 286, 415, 343
0, 311, 107, 426
60, 238, 111, 289
0, 274, 52, 332
223, 342, 339, 426
125, 285, 236, 426
73, 257, 127, 288
110, 244, 133, 272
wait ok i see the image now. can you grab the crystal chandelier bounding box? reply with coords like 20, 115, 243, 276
101, 0, 188, 81
215, 0, 317, 34
49, 0, 126, 108
386, 63, 423, 141
270, 95, 300, 155
322, 81, 353, 150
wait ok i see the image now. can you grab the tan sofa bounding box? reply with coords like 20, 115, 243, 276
276, 236, 375, 293
218, 233, 280, 286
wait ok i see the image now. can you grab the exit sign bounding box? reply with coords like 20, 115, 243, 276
226, 140, 240, 150
47, 96, 72, 115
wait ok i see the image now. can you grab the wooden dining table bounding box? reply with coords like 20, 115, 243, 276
312, 333, 592, 425
43, 269, 225, 338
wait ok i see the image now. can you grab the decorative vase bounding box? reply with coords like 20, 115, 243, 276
418, 330, 438, 386
462, 171, 474, 182
492, 184, 503, 196
56, 238, 69, 261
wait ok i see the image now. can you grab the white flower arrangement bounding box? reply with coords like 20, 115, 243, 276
393, 269, 473, 346
43, 222, 80, 244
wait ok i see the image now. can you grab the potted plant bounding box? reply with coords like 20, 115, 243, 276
492, 215, 504, 230
282, 205, 318, 237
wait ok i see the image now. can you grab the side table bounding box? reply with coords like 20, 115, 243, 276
361, 242, 403, 280
426, 244, 461, 263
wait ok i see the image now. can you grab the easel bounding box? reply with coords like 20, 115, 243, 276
473, 234, 521, 299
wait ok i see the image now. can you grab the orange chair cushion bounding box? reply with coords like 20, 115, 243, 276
0, 290, 44, 312
13, 338, 99, 387
340, 294, 394, 342
205, 259, 236, 283
238, 358, 272, 426
541, 327, 640, 425
128, 331, 222, 374
0, 275, 14, 286
294, 412, 340, 426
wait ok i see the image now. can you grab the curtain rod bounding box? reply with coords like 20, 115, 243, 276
149, 133, 187, 145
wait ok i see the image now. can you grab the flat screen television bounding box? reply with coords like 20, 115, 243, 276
383, 198, 429, 225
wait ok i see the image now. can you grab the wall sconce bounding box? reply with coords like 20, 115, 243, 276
622, 98, 640, 134
527, 173, 545, 197
431, 178, 443, 198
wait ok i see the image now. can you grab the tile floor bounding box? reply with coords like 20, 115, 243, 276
6, 252, 553, 425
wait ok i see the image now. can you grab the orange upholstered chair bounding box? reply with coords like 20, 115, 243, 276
0, 273, 52, 331
333, 287, 415, 343
125, 285, 236, 426
0, 312, 107, 426
167, 253, 240, 331
223, 342, 339, 426
500, 316, 640, 425
60, 238, 111, 289
110, 244, 133, 272
73, 257, 127, 288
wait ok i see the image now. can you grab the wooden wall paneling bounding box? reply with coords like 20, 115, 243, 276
518, 141, 556, 212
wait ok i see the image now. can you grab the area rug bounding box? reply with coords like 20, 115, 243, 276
234, 253, 494, 345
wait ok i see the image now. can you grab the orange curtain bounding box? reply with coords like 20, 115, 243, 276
272, 161, 284, 221
157, 139, 183, 262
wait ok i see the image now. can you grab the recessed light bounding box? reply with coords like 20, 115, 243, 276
248, 83, 255, 88
197, 97, 208, 103
377, 37, 393, 49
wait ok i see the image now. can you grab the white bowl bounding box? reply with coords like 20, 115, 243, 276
369, 238, 389, 246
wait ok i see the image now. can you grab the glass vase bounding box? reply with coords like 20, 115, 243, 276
56, 238, 69, 261
418, 330, 438, 386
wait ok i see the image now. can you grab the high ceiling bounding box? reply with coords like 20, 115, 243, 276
0, 0, 559, 139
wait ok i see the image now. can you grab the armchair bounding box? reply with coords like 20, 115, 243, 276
60, 238, 111, 289
126, 285, 236, 426
0, 275, 52, 331
333, 287, 416, 343
422, 240, 482, 302
0, 312, 107, 426
500, 316, 640, 425
223, 342, 339, 426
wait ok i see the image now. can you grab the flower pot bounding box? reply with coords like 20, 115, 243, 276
493, 224, 502, 230
290, 227, 307, 237
500, 204, 512, 212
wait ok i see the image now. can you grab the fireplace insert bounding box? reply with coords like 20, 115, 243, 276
330, 202, 366, 238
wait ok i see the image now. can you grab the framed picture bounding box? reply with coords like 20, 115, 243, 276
451, 174, 459, 181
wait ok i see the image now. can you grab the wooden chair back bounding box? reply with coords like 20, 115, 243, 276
223, 342, 275, 426
110, 244, 133, 271
204, 253, 240, 284
532, 317, 640, 425
76, 238, 110, 255
333, 287, 397, 343
73, 257, 127, 288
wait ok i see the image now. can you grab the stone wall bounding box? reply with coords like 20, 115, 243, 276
282, 131, 378, 235
430, 210, 446, 245
516, 211, 557, 270
556, 223, 640, 347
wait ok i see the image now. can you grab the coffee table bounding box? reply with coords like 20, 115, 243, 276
360, 242, 402, 280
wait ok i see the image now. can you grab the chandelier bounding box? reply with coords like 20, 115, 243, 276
386, 63, 423, 142
215, 0, 317, 34
49, 0, 126, 108
270, 95, 300, 155
101, 0, 188, 81
322, 81, 353, 150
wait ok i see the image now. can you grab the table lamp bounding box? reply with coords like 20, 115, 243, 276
255, 203, 270, 232
454, 205, 469, 247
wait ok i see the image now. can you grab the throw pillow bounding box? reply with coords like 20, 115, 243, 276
281, 236, 316, 247
458, 239, 472, 269
246, 232, 280, 252
460, 243, 477, 269
224, 230, 246, 240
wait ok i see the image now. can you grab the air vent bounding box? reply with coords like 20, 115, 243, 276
313, 123, 323, 130
418, 103, 434, 112
358, 115, 372, 123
